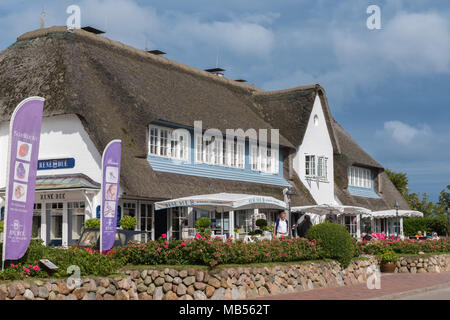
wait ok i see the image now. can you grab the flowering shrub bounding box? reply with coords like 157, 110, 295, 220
370, 233, 386, 240
113, 234, 321, 268
358, 237, 449, 255
0, 240, 124, 280
0, 263, 46, 280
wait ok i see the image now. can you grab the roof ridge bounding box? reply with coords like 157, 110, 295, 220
16, 26, 264, 94
253, 84, 319, 96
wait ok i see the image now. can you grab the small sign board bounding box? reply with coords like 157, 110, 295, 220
40, 259, 58, 270
38, 158, 75, 170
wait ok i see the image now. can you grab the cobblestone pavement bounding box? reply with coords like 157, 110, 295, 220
254, 272, 450, 300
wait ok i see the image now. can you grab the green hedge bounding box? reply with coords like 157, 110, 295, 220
306, 222, 355, 267
403, 216, 449, 236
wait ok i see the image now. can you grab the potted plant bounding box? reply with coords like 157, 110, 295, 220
234, 227, 242, 240
195, 217, 211, 237
120, 215, 138, 230
378, 249, 398, 273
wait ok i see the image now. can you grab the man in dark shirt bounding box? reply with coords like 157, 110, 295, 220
297, 215, 312, 238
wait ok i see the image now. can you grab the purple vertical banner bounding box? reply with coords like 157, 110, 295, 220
2, 97, 44, 264
100, 140, 122, 252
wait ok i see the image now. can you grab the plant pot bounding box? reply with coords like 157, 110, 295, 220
380, 261, 396, 273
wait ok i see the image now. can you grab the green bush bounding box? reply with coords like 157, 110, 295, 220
0, 220, 3, 233
84, 218, 100, 229
195, 217, 211, 233
255, 219, 268, 229
120, 216, 137, 230
306, 222, 355, 267
377, 249, 398, 263
403, 216, 449, 236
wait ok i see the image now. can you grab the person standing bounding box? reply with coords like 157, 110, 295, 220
274, 211, 289, 238
297, 215, 312, 238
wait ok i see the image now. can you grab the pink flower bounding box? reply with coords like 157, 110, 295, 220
33, 265, 40, 271
164, 244, 168, 249
181, 242, 186, 246
25, 268, 30, 274
10, 264, 14, 267
265, 253, 270, 257
161, 234, 167, 239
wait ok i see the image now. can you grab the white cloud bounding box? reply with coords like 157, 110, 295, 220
262, 10, 450, 103
376, 12, 450, 73
378, 121, 431, 145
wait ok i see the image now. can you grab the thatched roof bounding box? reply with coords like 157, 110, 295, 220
332, 122, 410, 210
249, 76, 409, 211
252, 85, 340, 152
0, 26, 315, 205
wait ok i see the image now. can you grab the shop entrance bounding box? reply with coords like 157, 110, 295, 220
46, 202, 63, 246
154, 209, 168, 239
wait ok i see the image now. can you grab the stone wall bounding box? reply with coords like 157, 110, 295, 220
395, 254, 450, 274
0, 258, 377, 300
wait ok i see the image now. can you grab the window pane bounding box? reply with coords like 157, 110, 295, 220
305, 156, 310, 176
159, 129, 169, 156
196, 135, 202, 162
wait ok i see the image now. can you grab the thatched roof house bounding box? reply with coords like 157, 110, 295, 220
0, 26, 316, 206
251, 84, 409, 211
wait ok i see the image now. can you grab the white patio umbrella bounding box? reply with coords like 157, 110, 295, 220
291, 204, 342, 216
154, 193, 286, 211
369, 210, 423, 218
338, 205, 372, 216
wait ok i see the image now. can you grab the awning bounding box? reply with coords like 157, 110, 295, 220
368, 210, 423, 219
154, 193, 286, 211
291, 204, 371, 216
0, 173, 100, 193
339, 205, 372, 215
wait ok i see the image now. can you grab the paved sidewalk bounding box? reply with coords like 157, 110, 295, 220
254, 272, 450, 300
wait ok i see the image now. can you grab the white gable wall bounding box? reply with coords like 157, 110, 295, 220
293, 95, 336, 205
0, 114, 102, 190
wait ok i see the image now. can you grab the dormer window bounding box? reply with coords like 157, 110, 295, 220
149, 125, 189, 161
348, 166, 372, 189
250, 143, 279, 174
195, 135, 245, 169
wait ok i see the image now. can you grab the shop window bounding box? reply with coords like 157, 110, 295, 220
68, 201, 85, 241
171, 207, 187, 240
47, 203, 63, 241
344, 215, 357, 237
32, 203, 42, 239
122, 202, 136, 217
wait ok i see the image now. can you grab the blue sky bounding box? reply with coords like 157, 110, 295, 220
0, 0, 449, 201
